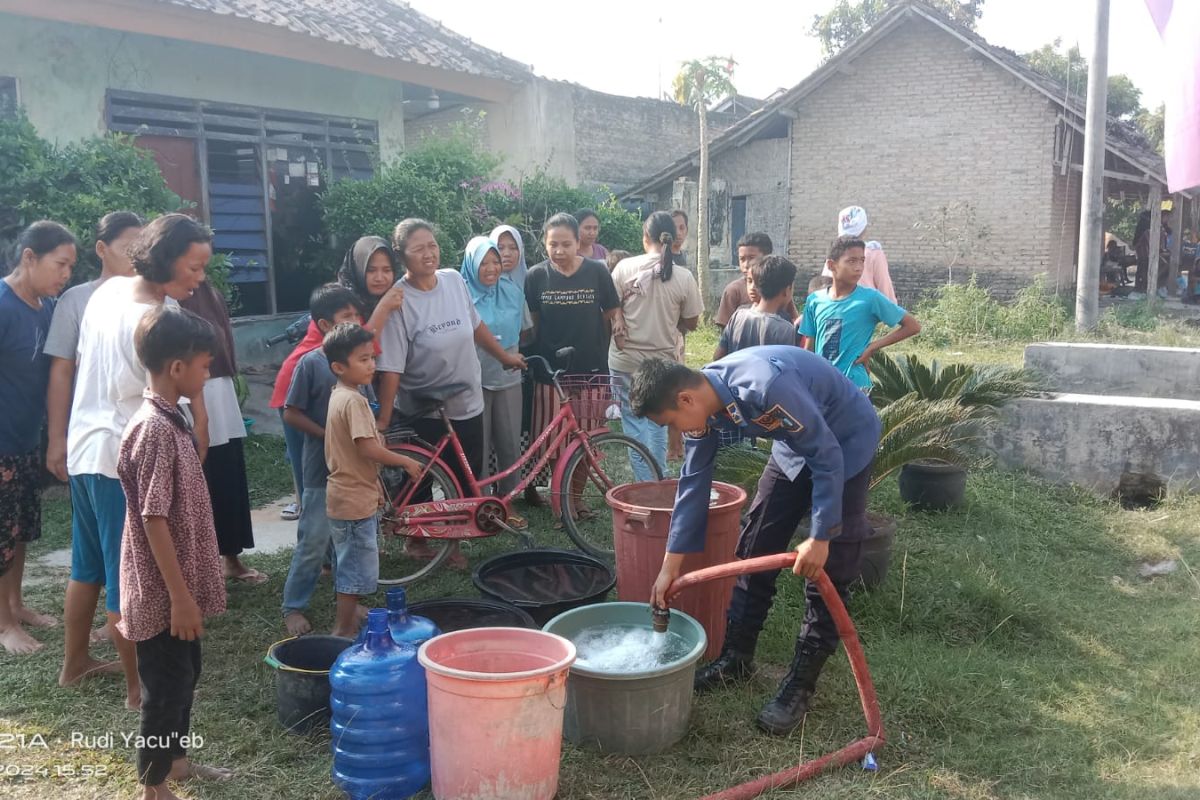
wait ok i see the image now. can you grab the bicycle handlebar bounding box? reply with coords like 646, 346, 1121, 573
523, 354, 566, 384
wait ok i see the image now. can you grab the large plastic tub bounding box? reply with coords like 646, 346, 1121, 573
418, 628, 575, 800
409, 598, 537, 632
543, 603, 706, 755
608, 480, 746, 659
472, 549, 615, 626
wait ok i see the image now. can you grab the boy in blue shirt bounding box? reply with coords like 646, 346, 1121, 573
799, 236, 920, 389
633, 347, 880, 735
280, 284, 371, 636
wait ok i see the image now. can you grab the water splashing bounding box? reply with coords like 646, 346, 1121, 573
571, 624, 692, 673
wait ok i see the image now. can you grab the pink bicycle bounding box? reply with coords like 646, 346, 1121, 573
377, 351, 663, 584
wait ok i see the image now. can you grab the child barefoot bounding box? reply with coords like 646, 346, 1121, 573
118, 305, 232, 798
322, 323, 421, 639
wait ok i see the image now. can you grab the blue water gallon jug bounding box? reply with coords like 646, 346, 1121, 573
330, 609, 430, 799
386, 588, 440, 645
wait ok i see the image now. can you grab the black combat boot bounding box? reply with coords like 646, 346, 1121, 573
693, 625, 756, 692
754, 645, 830, 735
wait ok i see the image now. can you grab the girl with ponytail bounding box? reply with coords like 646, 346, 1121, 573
607, 211, 703, 480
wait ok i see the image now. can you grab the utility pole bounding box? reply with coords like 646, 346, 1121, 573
1074, 0, 1110, 331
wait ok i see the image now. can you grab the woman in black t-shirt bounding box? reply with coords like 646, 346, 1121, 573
521, 214, 622, 504
525, 213, 621, 373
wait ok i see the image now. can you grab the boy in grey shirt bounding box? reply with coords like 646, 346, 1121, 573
713, 256, 801, 360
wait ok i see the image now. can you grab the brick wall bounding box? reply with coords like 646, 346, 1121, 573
572, 85, 737, 194
404, 80, 735, 196
1049, 167, 1082, 295
787, 18, 1061, 303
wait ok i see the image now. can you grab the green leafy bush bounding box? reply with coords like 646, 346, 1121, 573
320, 133, 643, 269
0, 113, 182, 281
915, 275, 1069, 345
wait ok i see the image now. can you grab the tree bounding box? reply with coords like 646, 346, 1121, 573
811, 0, 985, 57
673, 57, 736, 319
1134, 103, 1165, 154
1021, 39, 1143, 120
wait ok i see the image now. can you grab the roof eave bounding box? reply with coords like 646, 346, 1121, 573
1, 0, 527, 101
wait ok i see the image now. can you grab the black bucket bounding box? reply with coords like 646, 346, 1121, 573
472, 549, 615, 626
264, 635, 353, 734
409, 598, 537, 632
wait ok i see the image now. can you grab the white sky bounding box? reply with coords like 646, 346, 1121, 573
407, 0, 1167, 109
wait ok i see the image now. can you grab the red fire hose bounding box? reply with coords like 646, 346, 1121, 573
667, 552, 885, 800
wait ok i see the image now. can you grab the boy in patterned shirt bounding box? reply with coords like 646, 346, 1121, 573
118, 305, 232, 798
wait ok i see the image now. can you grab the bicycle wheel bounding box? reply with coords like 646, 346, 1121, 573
377, 449, 461, 585
560, 431, 664, 558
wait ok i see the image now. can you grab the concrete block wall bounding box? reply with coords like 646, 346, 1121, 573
991, 343, 1200, 497
786, 18, 1062, 301
1024, 342, 1200, 400
572, 86, 737, 195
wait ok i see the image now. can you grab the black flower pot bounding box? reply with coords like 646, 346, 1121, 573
899, 460, 967, 511
858, 513, 897, 590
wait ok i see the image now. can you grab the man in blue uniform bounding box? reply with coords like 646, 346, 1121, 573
632, 346, 880, 735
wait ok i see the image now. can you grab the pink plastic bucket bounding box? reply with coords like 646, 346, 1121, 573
418, 628, 576, 800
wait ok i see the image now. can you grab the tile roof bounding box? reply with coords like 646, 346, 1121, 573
157, 0, 531, 82
622, 1, 1173, 198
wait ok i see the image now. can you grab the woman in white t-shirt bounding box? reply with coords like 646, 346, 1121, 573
608, 211, 704, 480
61, 214, 211, 711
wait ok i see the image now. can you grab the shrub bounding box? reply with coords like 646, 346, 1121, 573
913, 276, 1004, 345
320, 132, 643, 269
0, 113, 182, 281
915, 274, 1069, 345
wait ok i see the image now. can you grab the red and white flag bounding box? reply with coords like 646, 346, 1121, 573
1144, 0, 1200, 192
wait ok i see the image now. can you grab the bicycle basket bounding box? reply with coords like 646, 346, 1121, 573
558, 373, 617, 429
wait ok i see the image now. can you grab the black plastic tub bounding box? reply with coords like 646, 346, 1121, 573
409, 598, 537, 632
472, 549, 616, 626
264, 635, 353, 734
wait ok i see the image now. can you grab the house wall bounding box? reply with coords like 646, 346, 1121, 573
1049, 168, 1083, 294
0, 13, 407, 158
786, 18, 1061, 302
571, 87, 736, 194
644, 137, 791, 268
406, 78, 733, 195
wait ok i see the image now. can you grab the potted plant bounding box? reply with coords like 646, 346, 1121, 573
868, 352, 1040, 511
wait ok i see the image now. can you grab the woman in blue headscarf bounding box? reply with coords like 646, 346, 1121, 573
464, 235, 533, 528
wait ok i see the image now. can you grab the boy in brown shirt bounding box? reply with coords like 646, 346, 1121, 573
118, 305, 231, 799
322, 323, 420, 638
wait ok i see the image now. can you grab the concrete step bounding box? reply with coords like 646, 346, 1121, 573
1025, 342, 1200, 401
990, 393, 1200, 496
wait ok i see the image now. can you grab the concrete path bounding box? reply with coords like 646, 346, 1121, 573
32, 497, 299, 581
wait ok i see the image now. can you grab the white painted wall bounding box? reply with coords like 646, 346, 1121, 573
0, 13, 407, 158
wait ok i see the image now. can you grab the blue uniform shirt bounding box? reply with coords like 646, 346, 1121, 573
667, 346, 881, 553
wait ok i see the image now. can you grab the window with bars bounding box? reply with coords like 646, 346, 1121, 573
105, 90, 379, 314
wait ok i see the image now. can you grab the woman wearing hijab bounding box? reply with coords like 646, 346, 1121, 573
821, 206, 897, 302
336, 235, 405, 333
464, 235, 533, 529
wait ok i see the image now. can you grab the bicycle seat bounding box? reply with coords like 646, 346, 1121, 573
392, 383, 471, 425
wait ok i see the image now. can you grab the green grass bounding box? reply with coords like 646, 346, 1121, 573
4, 432, 1199, 799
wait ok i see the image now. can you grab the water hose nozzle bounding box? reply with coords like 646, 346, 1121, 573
651, 606, 670, 634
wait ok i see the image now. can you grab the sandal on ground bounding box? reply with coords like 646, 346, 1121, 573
506, 514, 529, 531
227, 568, 269, 585
280, 503, 300, 521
